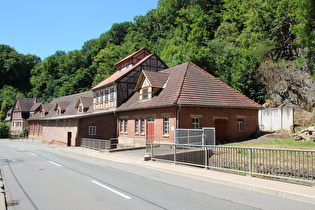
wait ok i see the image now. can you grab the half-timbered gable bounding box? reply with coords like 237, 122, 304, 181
10, 98, 37, 137
91, 48, 168, 111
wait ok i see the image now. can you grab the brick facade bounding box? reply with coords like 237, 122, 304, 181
118, 106, 259, 146
77, 113, 117, 145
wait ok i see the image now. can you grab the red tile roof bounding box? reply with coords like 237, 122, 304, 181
143, 71, 170, 88
117, 62, 262, 111
91, 53, 154, 90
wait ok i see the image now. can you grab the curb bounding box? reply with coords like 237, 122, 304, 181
0, 170, 7, 210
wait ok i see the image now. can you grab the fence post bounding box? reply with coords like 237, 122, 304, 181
174, 145, 177, 165
204, 146, 207, 169
249, 149, 252, 177
150, 143, 153, 161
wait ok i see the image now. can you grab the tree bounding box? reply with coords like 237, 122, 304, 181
0, 121, 10, 138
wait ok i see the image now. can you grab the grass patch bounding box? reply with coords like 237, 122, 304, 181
224, 138, 315, 150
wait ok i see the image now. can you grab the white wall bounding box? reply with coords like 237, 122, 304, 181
259, 108, 294, 131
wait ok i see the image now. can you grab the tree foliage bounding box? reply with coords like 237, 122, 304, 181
1, 0, 315, 106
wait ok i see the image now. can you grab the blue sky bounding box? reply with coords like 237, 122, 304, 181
0, 0, 159, 59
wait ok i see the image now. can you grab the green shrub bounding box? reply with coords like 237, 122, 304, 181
0, 121, 10, 138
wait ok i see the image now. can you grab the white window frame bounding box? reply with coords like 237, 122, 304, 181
135, 119, 139, 134
89, 126, 96, 135
238, 118, 244, 132
164, 117, 170, 136
141, 119, 145, 134
143, 89, 148, 100
192, 118, 200, 129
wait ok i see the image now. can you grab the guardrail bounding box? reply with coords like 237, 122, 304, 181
147, 143, 315, 184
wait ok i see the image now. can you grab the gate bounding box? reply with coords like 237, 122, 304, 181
175, 127, 215, 146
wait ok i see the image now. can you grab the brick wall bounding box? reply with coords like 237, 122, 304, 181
180, 107, 259, 142
78, 113, 117, 146
117, 106, 178, 146
118, 106, 259, 146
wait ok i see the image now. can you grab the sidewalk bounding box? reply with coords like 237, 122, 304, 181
57, 147, 315, 205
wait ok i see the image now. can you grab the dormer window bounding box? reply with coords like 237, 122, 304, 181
143, 89, 148, 100
78, 106, 83, 113
57, 109, 60, 115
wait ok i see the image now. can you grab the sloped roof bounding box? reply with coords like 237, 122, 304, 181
79, 97, 93, 108
16, 98, 36, 112
30, 102, 42, 112
143, 71, 170, 88
56, 101, 71, 111
117, 62, 262, 111
28, 91, 93, 120
91, 53, 154, 90
114, 47, 150, 66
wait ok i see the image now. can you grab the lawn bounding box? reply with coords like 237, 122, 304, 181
224, 138, 315, 150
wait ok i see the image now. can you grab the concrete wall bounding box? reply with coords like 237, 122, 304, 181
258, 108, 294, 131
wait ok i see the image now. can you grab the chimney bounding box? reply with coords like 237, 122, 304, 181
34, 97, 37, 103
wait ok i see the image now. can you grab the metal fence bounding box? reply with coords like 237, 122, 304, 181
81, 138, 111, 151
175, 128, 215, 145
147, 143, 315, 183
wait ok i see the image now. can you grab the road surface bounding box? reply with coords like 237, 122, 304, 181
0, 140, 314, 209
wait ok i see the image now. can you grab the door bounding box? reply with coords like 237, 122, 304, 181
67, 132, 72, 146
215, 119, 227, 143
146, 118, 155, 143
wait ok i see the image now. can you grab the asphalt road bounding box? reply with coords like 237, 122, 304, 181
0, 140, 314, 210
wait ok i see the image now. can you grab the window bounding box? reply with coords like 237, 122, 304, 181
95, 93, 99, 104
192, 118, 200, 129
141, 119, 145, 134
89, 126, 96, 135
238, 118, 244, 132
105, 90, 108, 103
120, 120, 124, 133
100, 91, 103, 104
124, 119, 128, 133
143, 89, 148, 100
126, 62, 129, 68
164, 117, 169, 135
110, 88, 114, 102
135, 119, 139, 134
78, 107, 83, 113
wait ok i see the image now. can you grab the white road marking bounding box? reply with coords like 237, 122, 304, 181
30, 153, 37, 156
49, 161, 62, 167
92, 180, 131, 200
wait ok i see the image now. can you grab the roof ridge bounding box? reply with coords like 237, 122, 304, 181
188, 62, 261, 107
174, 62, 190, 104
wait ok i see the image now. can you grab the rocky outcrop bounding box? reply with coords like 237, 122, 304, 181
261, 61, 315, 109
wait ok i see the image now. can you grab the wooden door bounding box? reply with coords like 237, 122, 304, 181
215, 119, 227, 143
67, 132, 72, 146
146, 118, 155, 143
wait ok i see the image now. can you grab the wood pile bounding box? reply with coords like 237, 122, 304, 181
294, 127, 315, 142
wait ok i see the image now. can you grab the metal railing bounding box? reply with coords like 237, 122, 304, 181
147, 143, 315, 183
81, 138, 111, 151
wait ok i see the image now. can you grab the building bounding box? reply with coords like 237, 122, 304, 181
116, 62, 262, 146
9, 98, 39, 138
28, 48, 168, 146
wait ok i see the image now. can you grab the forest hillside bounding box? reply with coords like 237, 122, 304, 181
1, 0, 315, 121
